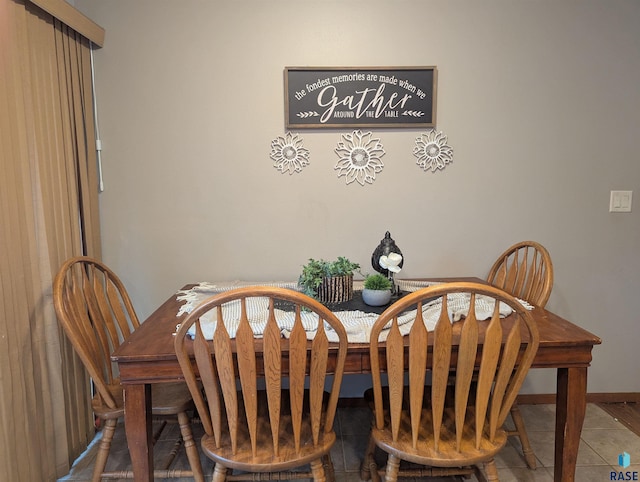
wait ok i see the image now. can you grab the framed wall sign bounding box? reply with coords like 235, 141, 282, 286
284, 66, 437, 129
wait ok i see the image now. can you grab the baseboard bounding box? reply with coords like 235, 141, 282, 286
587, 392, 640, 403
517, 392, 640, 405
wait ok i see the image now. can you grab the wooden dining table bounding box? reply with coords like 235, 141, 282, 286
112, 278, 601, 482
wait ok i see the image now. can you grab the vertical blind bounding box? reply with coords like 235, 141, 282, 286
0, 0, 104, 479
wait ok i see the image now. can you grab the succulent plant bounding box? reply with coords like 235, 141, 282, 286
363, 273, 392, 291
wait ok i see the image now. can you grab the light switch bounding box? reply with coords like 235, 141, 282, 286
610, 191, 633, 213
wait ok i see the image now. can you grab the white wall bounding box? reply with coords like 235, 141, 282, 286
75, 0, 640, 395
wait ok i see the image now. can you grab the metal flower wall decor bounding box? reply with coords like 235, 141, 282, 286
334, 130, 385, 186
413, 129, 453, 172
270, 132, 310, 175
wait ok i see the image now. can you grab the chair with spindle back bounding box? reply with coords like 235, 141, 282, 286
487, 240, 554, 468
53, 256, 204, 481
174, 286, 348, 482
487, 240, 553, 309
361, 282, 539, 482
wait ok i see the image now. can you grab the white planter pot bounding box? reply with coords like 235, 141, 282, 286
362, 288, 392, 307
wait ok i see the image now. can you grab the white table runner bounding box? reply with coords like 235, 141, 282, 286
174, 280, 532, 343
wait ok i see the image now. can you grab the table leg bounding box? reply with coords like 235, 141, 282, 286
554, 367, 587, 482
124, 383, 153, 481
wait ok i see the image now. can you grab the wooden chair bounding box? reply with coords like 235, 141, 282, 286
361, 282, 539, 482
174, 286, 348, 482
487, 241, 554, 468
53, 256, 204, 482
487, 240, 554, 309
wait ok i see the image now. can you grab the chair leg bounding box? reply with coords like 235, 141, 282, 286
384, 454, 401, 482
322, 452, 336, 482
93, 418, 116, 482
177, 411, 205, 482
510, 403, 537, 469
310, 458, 327, 482
359, 434, 378, 481
212, 463, 227, 482
483, 459, 500, 482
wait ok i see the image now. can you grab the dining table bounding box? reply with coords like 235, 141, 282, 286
111, 277, 601, 482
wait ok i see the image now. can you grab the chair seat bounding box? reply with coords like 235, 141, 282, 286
202, 427, 336, 471
365, 384, 503, 467
151, 382, 197, 415
371, 406, 507, 467
201, 390, 336, 471
91, 382, 195, 419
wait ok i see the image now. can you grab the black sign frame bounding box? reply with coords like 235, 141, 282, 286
284, 66, 437, 129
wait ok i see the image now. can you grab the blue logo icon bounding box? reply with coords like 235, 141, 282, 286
620, 452, 631, 469
611, 452, 637, 480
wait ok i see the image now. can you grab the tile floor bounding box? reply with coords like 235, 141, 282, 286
59, 403, 640, 482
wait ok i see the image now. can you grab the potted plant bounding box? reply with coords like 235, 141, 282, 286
362, 273, 393, 306
299, 257, 360, 303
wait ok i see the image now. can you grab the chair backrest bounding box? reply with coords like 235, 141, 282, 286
486, 240, 554, 308
369, 282, 539, 452
174, 286, 348, 457
53, 256, 140, 409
